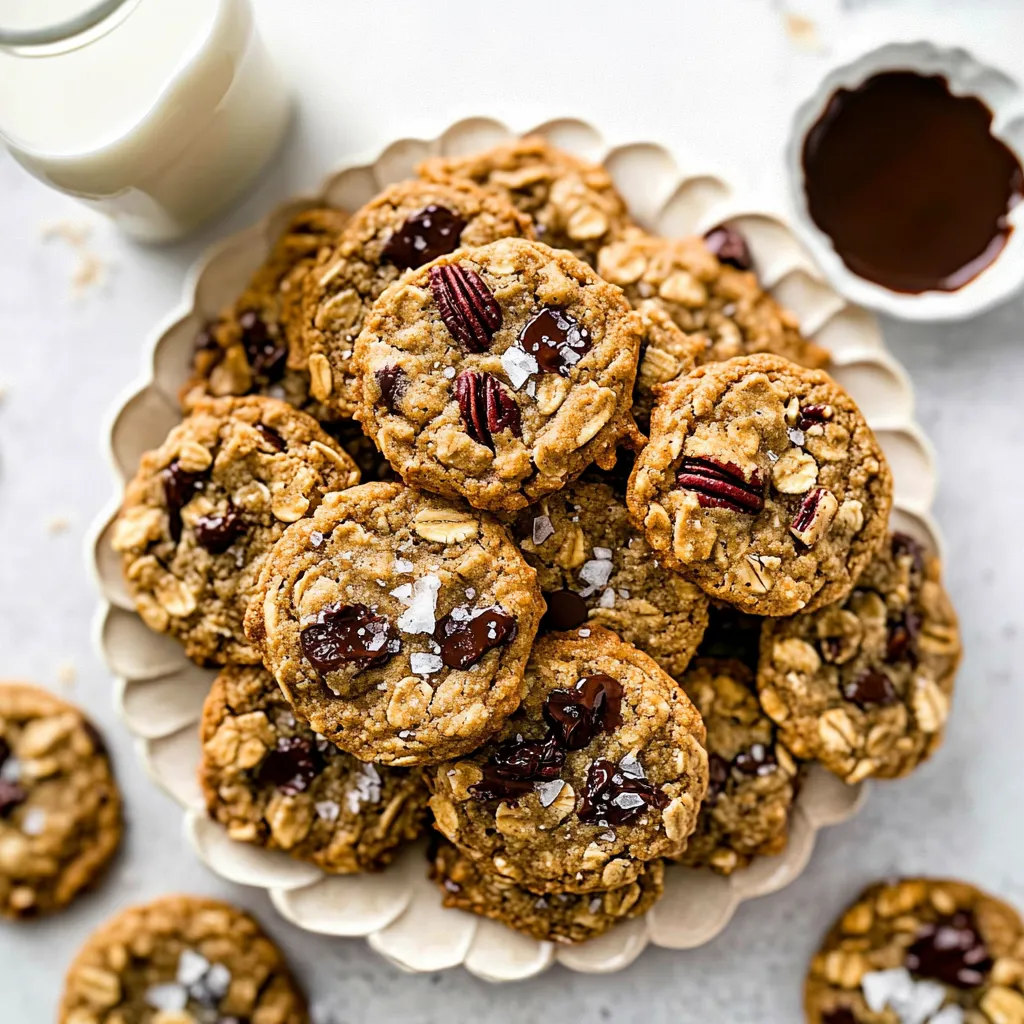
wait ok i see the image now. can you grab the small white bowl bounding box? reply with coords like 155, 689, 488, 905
787, 40, 1024, 322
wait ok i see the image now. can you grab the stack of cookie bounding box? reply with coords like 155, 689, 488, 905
112, 136, 962, 947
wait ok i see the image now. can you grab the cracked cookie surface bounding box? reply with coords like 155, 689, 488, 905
513, 478, 708, 676
427, 627, 708, 894
431, 838, 664, 944
300, 179, 533, 419
113, 396, 359, 665
59, 894, 307, 1024
627, 354, 892, 616
0, 683, 121, 920
354, 237, 644, 512
805, 878, 1024, 1024
674, 659, 799, 875
244, 482, 543, 765
183, 206, 349, 418
418, 135, 635, 266
200, 666, 429, 873
759, 532, 961, 784
598, 232, 830, 384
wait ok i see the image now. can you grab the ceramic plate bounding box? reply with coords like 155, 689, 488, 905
89, 116, 941, 980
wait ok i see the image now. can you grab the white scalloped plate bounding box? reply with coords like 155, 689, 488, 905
88, 116, 944, 980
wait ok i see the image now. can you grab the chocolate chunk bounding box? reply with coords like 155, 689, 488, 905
193, 324, 219, 353
906, 910, 993, 989
194, 505, 245, 555
733, 742, 778, 777
517, 308, 592, 376
381, 204, 467, 269
541, 590, 589, 633
454, 371, 521, 449
376, 365, 408, 414
892, 531, 926, 573
842, 669, 898, 708
162, 461, 206, 543
676, 457, 765, 514
703, 225, 753, 271
470, 734, 565, 802
543, 674, 624, 750
300, 603, 400, 673
434, 606, 516, 669
255, 424, 286, 451
577, 757, 669, 827
239, 310, 286, 382
797, 404, 834, 431
258, 736, 323, 796
704, 753, 731, 807
886, 607, 922, 664
429, 264, 502, 352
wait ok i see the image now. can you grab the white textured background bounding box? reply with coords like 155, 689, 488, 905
1, 0, 1023, 1020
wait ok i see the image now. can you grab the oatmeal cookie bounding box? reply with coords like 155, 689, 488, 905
627, 354, 892, 616
597, 231, 830, 380
59, 895, 307, 1024
354, 237, 644, 512
0, 683, 121, 919
418, 135, 636, 265
244, 482, 543, 765
112, 396, 359, 665
758, 532, 961, 784
805, 878, 1024, 1024
674, 660, 799, 875
428, 627, 708, 894
183, 206, 349, 416
431, 839, 664, 944
513, 479, 708, 676
199, 666, 429, 873
300, 179, 532, 419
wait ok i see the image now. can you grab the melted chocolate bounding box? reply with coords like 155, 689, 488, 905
906, 910, 993, 989
300, 603, 400, 673
258, 736, 323, 796
381, 205, 466, 269
434, 607, 516, 669
543, 674, 624, 750
517, 308, 592, 376
802, 71, 1024, 294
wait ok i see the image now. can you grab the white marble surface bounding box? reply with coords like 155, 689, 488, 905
1, 0, 1023, 1020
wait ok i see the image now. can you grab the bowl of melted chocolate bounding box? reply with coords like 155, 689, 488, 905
788, 41, 1024, 320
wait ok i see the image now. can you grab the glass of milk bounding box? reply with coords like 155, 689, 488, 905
0, 0, 292, 241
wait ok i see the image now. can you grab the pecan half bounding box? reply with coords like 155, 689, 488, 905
454, 371, 521, 450
798, 404, 834, 431
429, 264, 501, 352
676, 457, 765, 514
789, 486, 839, 546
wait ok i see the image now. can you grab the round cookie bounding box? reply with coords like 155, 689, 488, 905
758, 531, 961, 784
417, 134, 636, 266
674, 659, 800, 875
200, 666, 429, 873
597, 231, 830, 376
300, 179, 533, 419
513, 478, 709, 677
627, 354, 893, 616
183, 206, 349, 417
354, 237, 645, 512
112, 396, 359, 666
805, 878, 1024, 1024
0, 683, 121, 919
244, 481, 543, 765
59, 895, 307, 1024
427, 627, 708, 894
431, 839, 664, 945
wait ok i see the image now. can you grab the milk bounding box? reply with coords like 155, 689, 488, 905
0, 0, 291, 240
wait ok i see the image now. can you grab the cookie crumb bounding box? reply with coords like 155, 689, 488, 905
56, 660, 76, 689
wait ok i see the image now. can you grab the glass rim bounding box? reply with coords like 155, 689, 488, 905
0, 0, 131, 47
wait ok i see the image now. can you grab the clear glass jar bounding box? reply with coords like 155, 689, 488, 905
0, 0, 292, 241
